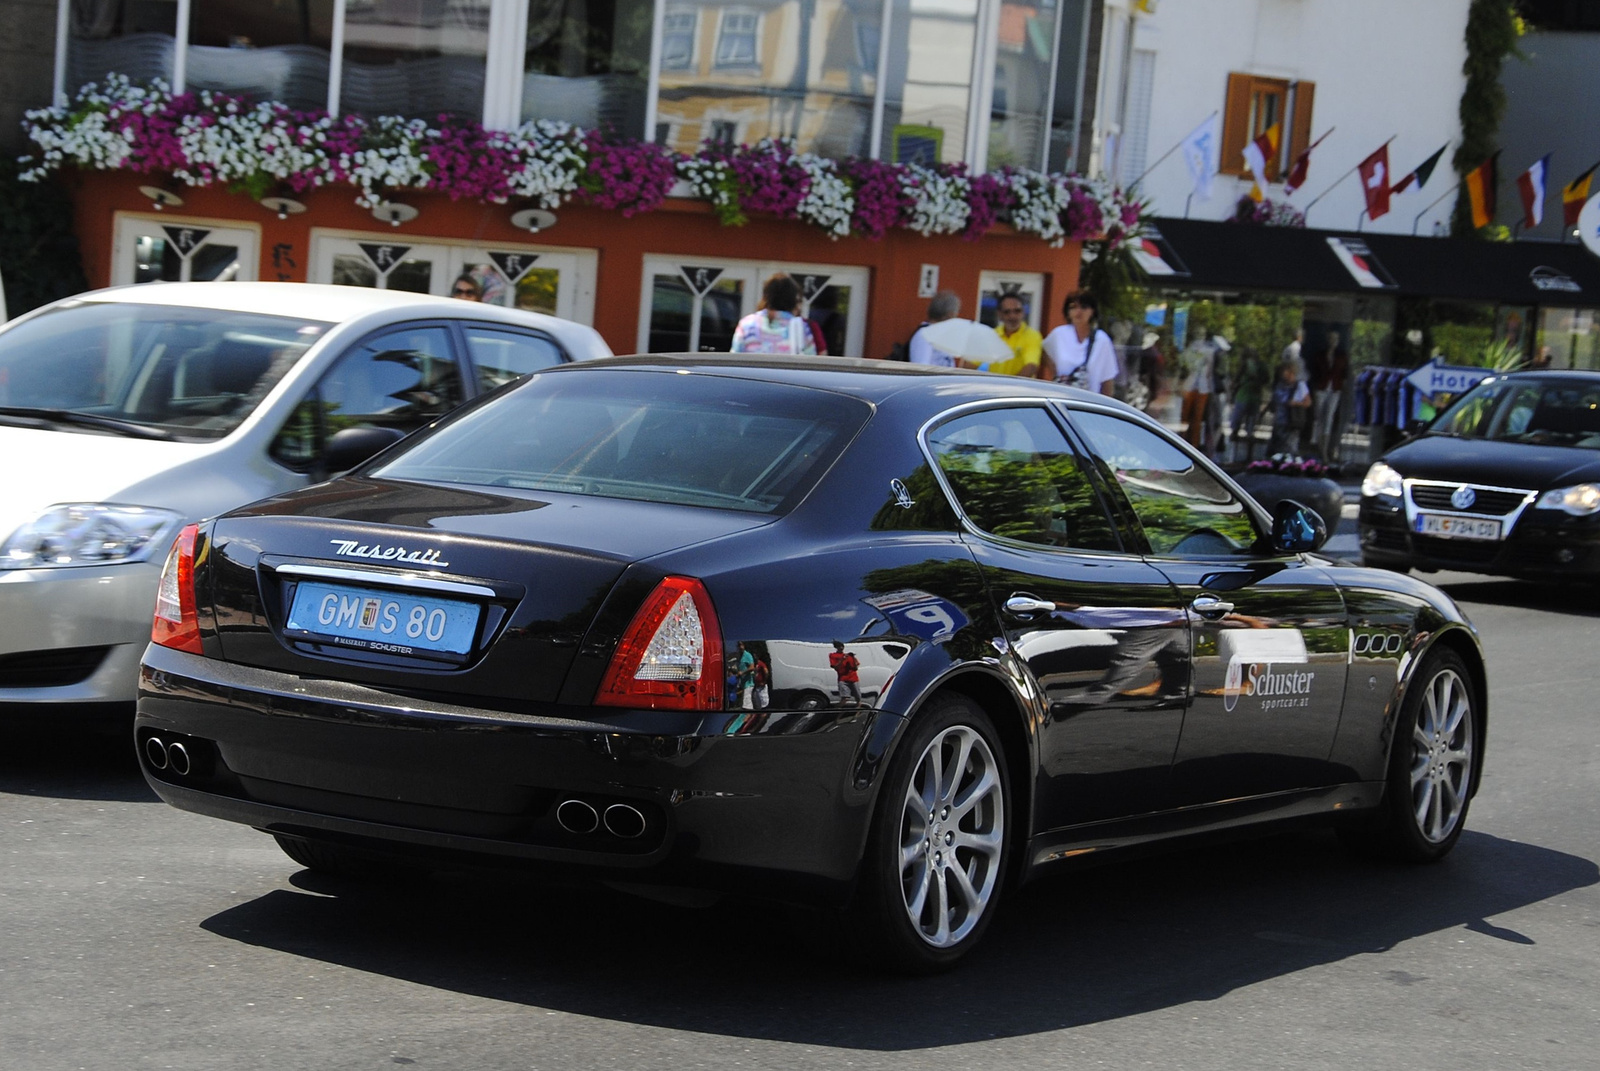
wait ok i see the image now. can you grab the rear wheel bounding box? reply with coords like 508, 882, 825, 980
848, 692, 1010, 973
1341, 648, 1479, 861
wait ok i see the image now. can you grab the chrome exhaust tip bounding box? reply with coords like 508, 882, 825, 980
166, 741, 191, 777
555, 798, 599, 835
603, 803, 646, 839
144, 736, 169, 771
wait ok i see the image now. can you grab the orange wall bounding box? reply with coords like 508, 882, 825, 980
70, 171, 1083, 358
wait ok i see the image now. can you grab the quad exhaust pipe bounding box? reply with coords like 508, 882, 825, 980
142, 736, 193, 776
554, 798, 646, 839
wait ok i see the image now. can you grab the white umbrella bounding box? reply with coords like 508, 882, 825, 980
919, 318, 1015, 364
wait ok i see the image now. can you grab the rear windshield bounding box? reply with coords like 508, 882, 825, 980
1432, 376, 1600, 449
0, 301, 326, 439
373, 368, 871, 514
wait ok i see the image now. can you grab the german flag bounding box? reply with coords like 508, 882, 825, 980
1464, 154, 1498, 229
1564, 161, 1599, 227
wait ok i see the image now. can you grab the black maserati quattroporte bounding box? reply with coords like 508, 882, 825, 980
1360, 370, 1600, 580
137, 356, 1487, 971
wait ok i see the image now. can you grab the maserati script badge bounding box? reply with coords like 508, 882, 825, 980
329, 539, 450, 568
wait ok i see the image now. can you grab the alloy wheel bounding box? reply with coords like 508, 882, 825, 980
1409, 667, 1474, 844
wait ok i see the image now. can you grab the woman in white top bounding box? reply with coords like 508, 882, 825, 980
1040, 290, 1118, 395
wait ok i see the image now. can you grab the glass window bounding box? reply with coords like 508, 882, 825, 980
655, 0, 884, 159
340, 0, 489, 118
1071, 410, 1260, 557
374, 369, 871, 514
462, 326, 566, 390
132, 234, 243, 284
67, 0, 179, 91
521, 0, 653, 138
186, 0, 333, 111
927, 407, 1119, 550
987, 0, 1059, 169
878, 0, 979, 164
647, 272, 744, 353
0, 302, 324, 440
1431, 377, 1600, 448
315, 325, 463, 435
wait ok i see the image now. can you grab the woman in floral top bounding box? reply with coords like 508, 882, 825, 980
730, 275, 819, 355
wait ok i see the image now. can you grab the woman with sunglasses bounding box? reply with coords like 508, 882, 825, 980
1040, 290, 1117, 395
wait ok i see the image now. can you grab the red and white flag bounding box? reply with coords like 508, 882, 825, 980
1517, 154, 1551, 228
1357, 144, 1391, 220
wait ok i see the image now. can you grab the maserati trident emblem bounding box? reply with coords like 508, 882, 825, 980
890, 478, 915, 509
329, 539, 449, 568
1450, 485, 1477, 510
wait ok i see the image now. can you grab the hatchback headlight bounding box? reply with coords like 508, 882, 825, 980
1535, 483, 1600, 516
1361, 461, 1403, 499
0, 504, 181, 569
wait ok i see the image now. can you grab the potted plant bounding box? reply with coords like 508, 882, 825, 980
1233, 454, 1343, 536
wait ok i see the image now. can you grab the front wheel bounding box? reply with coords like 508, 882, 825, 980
1340, 648, 1480, 861
848, 692, 1011, 973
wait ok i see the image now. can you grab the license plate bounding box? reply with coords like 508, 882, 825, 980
1414, 513, 1502, 541
286, 580, 481, 656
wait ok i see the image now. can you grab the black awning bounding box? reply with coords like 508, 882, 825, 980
1141, 217, 1600, 307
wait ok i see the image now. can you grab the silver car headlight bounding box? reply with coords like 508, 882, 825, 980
1361, 461, 1403, 499
0, 504, 182, 569
1535, 483, 1600, 516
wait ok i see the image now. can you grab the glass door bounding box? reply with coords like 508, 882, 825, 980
637, 257, 869, 356
112, 214, 260, 285
309, 233, 455, 294
977, 270, 1045, 330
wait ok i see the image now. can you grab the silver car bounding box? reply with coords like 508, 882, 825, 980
0, 282, 611, 716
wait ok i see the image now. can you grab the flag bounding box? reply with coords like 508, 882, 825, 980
1357, 143, 1391, 220
1242, 123, 1281, 201
1464, 154, 1498, 229
1283, 129, 1333, 195
1179, 113, 1219, 202
1391, 144, 1447, 195
1516, 154, 1551, 228
1563, 161, 1598, 227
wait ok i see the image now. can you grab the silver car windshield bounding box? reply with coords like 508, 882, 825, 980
0, 301, 327, 440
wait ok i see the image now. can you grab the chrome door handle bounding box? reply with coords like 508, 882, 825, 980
1190, 594, 1234, 619
1005, 595, 1056, 616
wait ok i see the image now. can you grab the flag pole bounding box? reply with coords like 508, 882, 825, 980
1128, 109, 1220, 189
1412, 178, 1461, 235
1304, 134, 1397, 220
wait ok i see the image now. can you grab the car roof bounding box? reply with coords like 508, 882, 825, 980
584, 353, 1125, 408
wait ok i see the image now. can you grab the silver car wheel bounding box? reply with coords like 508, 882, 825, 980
1409, 666, 1474, 844
898, 724, 1005, 948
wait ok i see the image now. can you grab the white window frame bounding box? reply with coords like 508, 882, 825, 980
660, 10, 699, 71
713, 10, 761, 69
111, 212, 261, 286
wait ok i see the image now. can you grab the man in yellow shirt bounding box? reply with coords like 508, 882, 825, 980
987, 293, 1043, 376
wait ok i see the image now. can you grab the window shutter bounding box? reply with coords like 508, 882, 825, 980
1220, 72, 1254, 176
1288, 80, 1316, 166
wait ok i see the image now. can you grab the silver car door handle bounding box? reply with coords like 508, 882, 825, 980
1190, 594, 1234, 618
1005, 595, 1056, 616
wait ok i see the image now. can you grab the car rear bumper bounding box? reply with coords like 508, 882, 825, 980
0, 562, 161, 706
1358, 501, 1600, 578
136, 644, 900, 903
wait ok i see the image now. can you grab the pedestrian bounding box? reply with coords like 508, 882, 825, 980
1281, 327, 1305, 384
1041, 290, 1118, 395
1178, 333, 1223, 450
751, 653, 770, 710
734, 641, 756, 709
988, 293, 1043, 376
907, 290, 962, 366
1311, 331, 1347, 456
450, 274, 483, 301
730, 274, 818, 355
829, 640, 861, 707
1530, 344, 1553, 370
1229, 345, 1269, 460
1267, 359, 1312, 455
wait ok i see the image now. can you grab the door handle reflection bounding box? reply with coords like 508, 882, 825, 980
1190, 594, 1234, 618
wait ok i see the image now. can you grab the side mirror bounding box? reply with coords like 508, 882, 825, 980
1271, 498, 1328, 554
324, 425, 406, 474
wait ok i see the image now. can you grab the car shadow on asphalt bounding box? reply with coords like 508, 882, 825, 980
0, 724, 157, 803
1432, 575, 1600, 617
198, 828, 1596, 1048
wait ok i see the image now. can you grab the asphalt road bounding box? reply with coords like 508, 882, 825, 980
4, 560, 1598, 1070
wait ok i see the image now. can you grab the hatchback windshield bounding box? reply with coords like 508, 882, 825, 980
1431, 376, 1600, 449
374, 368, 871, 513
0, 302, 327, 439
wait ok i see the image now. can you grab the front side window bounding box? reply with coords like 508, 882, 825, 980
927, 407, 1119, 551
1071, 410, 1260, 557
0, 302, 323, 440
375, 369, 869, 514
318, 325, 463, 434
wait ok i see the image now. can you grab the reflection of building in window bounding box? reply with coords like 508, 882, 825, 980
715, 11, 760, 67
707, 118, 739, 145
662, 11, 698, 70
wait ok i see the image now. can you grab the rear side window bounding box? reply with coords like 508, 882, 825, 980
374, 369, 871, 514
462, 326, 566, 391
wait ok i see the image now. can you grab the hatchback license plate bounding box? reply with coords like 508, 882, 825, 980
1414, 513, 1502, 541
286, 580, 481, 656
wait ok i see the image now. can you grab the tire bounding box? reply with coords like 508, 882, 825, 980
1340, 647, 1480, 862
847, 692, 1011, 973
272, 834, 428, 881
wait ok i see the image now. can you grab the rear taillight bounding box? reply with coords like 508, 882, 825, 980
151, 524, 202, 654
595, 576, 724, 710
